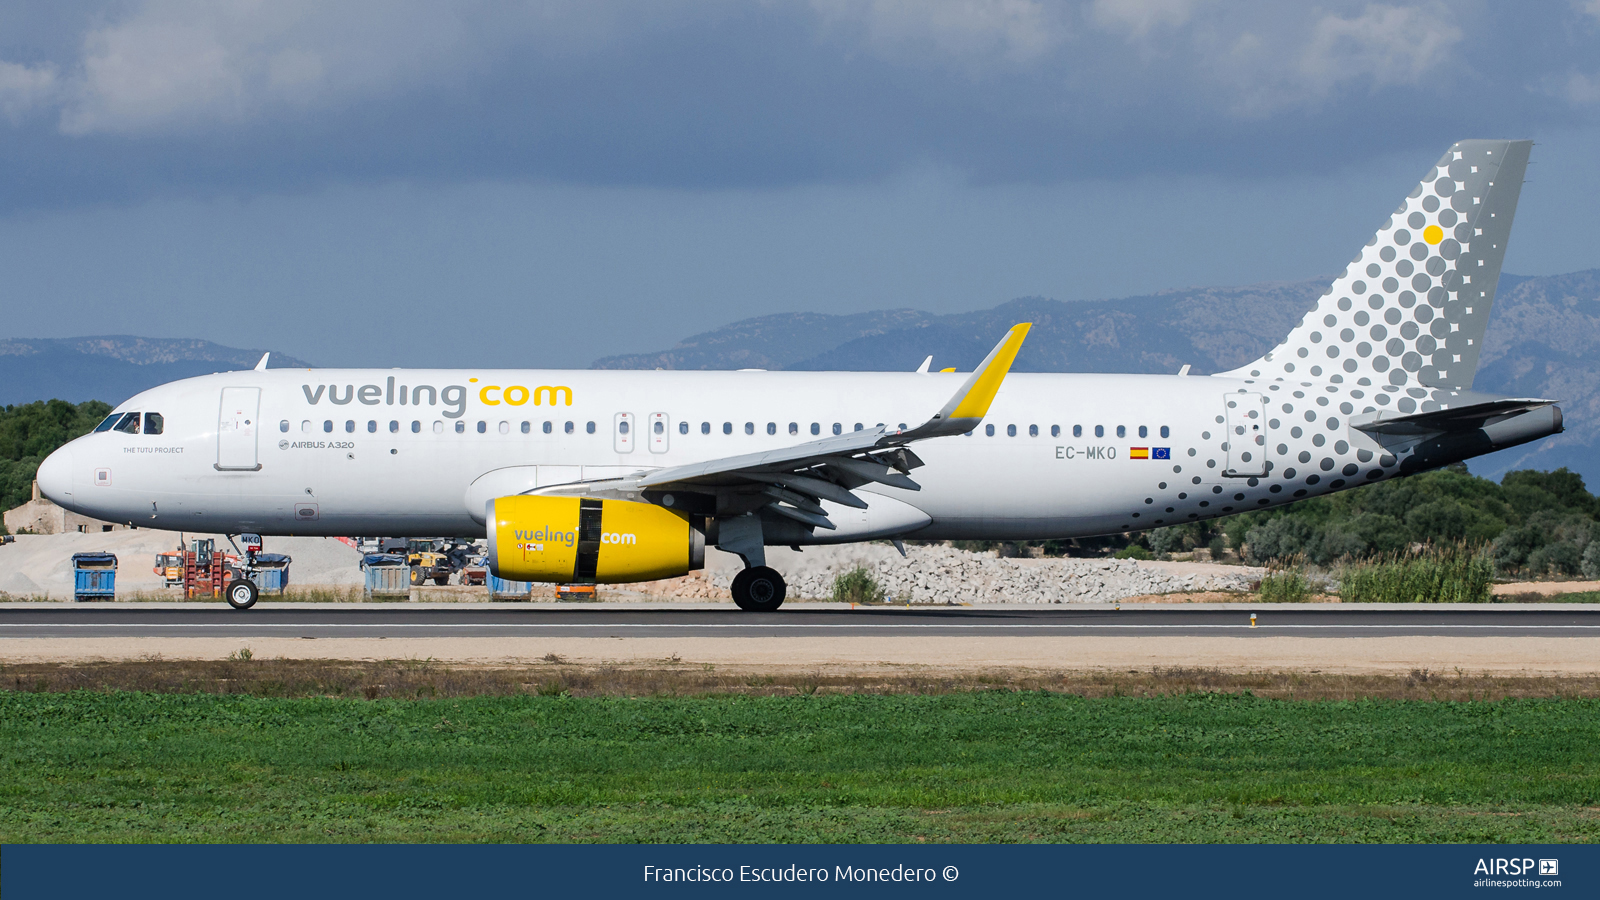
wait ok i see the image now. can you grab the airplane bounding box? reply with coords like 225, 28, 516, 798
35, 139, 1561, 611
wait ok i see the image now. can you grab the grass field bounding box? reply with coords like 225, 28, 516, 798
2, 677, 1597, 843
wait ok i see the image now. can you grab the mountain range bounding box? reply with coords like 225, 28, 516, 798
2, 271, 1594, 483
0, 337, 309, 408
594, 270, 1600, 482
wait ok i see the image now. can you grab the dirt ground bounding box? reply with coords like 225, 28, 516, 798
3, 635, 1596, 676
4, 657, 1595, 701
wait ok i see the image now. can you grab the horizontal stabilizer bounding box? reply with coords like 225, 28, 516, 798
1351, 397, 1556, 436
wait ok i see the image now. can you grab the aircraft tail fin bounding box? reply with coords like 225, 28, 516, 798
1219, 139, 1532, 394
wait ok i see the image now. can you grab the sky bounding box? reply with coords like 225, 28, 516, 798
2, 0, 1600, 368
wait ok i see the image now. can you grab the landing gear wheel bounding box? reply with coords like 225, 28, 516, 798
225, 578, 259, 610
731, 566, 786, 612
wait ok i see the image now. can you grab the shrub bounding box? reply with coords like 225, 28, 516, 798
1257, 570, 1316, 603
831, 567, 885, 605
1113, 545, 1152, 560
1583, 542, 1600, 580
1339, 544, 1493, 604
1145, 527, 1182, 558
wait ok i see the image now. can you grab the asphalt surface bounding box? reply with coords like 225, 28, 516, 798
2, 605, 1598, 638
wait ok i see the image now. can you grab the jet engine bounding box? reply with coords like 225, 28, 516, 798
487, 495, 704, 584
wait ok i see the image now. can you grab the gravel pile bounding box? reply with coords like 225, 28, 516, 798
701, 543, 1263, 604
0, 532, 363, 597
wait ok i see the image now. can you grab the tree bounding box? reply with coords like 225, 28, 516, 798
0, 399, 112, 511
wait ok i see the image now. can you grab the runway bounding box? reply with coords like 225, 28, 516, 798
4, 603, 1599, 639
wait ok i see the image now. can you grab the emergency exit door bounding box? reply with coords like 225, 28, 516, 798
216, 387, 262, 471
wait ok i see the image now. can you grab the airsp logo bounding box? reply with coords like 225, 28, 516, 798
1540, 860, 1559, 876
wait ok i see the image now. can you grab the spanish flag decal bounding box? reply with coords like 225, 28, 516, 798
1129, 447, 1150, 459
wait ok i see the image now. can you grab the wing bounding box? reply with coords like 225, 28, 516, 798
539, 323, 1031, 530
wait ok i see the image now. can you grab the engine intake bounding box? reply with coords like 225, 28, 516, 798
487, 495, 703, 584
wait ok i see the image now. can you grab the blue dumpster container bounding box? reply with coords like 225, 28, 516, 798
72, 552, 118, 602
362, 553, 410, 597
251, 552, 292, 594
489, 574, 532, 601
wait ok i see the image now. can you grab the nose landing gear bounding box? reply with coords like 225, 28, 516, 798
731, 566, 786, 612
225, 578, 259, 610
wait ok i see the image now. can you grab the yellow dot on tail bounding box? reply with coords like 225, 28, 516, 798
1423, 225, 1443, 244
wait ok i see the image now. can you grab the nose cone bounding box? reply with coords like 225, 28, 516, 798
35, 445, 73, 505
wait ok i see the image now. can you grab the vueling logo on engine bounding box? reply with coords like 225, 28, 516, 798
514, 527, 577, 548
302, 376, 573, 419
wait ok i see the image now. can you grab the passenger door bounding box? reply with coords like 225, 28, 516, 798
216, 387, 262, 471
1223, 392, 1267, 477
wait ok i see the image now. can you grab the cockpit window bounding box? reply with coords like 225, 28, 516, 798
93, 414, 121, 433
143, 412, 164, 435
113, 412, 141, 434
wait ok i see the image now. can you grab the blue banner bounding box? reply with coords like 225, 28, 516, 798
2, 844, 1592, 898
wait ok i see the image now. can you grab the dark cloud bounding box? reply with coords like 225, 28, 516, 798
1, 1, 1598, 210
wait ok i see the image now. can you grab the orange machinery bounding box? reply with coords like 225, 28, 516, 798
177, 539, 239, 600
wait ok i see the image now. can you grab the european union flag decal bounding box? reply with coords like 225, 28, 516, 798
1152, 447, 1171, 460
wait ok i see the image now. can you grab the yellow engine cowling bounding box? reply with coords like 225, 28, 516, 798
487, 495, 704, 584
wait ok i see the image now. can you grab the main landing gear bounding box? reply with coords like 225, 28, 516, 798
731, 566, 786, 612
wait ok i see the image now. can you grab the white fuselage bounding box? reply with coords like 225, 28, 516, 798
38, 366, 1394, 542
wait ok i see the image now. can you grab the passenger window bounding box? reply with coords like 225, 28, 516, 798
1051, 425, 1060, 437
1116, 425, 1126, 438
1073, 425, 1082, 438
788, 422, 798, 435
390, 420, 400, 433
854, 423, 863, 431
544, 421, 553, 434
701, 422, 710, 434
520, 421, 530, 434
458, 421, 468, 434
767, 422, 776, 435
745, 422, 754, 435
1160, 426, 1170, 438
94, 414, 120, 433
1028, 424, 1038, 437
564, 421, 574, 434
113, 412, 140, 434
279, 420, 289, 433
1094, 425, 1104, 438
653, 420, 663, 434
619, 420, 630, 435
678, 421, 688, 435
1138, 425, 1148, 438
498, 421, 510, 435
368, 420, 378, 433
414, 421, 423, 433
476, 421, 485, 434
832, 423, 842, 435
304, 421, 314, 434
724, 422, 733, 435
985, 424, 995, 437
433, 421, 443, 434
345, 420, 355, 433
586, 421, 595, 434
1006, 424, 1016, 437
811, 423, 820, 435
